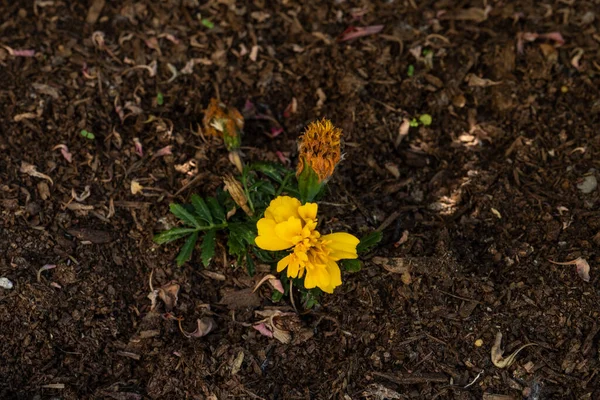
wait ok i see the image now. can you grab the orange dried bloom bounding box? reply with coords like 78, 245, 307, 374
203, 98, 243, 150
296, 119, 342, 182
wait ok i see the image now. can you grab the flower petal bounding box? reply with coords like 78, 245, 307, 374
277, 254, 292, 272
264, 196, 301, 223
274, 217, 304, 244
255, 218, 294, 251
298, 202, 318, 221
304, 264, 330, 290
322, 232, 359, 260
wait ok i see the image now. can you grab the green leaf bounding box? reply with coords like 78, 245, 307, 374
190, 195, 213, 224
297, 161, 323, 203
245, 252, 256, 276
409, 118, 419, 128
80, 129, 95, 140
170, 203, 202, 228
206, 197, 226, 223
341, 259, 362, 273
357, 231, 383, 254
227, 221, 257, 258
249, 162, 289, 183
156, 92, 164, 106
153, 227, 198, 244
407, 64, 415, 77
201, 18, 214, 29
176, 231, 198, 266
419, 114, 432, 126
200, 229, 217, 267
271, 290, 284, 302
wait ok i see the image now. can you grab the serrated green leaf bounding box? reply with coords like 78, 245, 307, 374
206, 197, 226, 223
357, 231, 383, 254
341, 259, 362, 273
190, 194, 213, 224
227, 221, 257, 258
170, 203, 202, 228
153, 227, 199, 244
200, 229, 217, 267
176, 231, 198, 266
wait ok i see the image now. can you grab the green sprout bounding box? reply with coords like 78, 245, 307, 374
80, 130, 95, 140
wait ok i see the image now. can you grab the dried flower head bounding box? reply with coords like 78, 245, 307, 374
203, 98, 244, 150
223, 174, 253, 216
296, 119, 342, 183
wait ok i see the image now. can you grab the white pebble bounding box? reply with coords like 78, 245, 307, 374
0, 277, 14, 290
578, 175, 597, 194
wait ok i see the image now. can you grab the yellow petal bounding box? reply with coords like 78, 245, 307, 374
326, 260, 342, 287
264, 196, 301, 223
322, 232, 359, 260
287, 257, 301, 278
277, 254, 292, 272
304, 264, 330, 290
274, 217, 304, 244
255, 219, 293, 251
298, 202, 318, 221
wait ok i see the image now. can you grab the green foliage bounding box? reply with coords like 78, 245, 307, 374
176, 231, 198, 266
200, 229, 217, 267
341, 259, 362, 273
201, 18, 214, 29
80, 129, 95, 140
154, 227, 199, 244
156, 92, 164, 106
297, 161, 323, 203
419, 114, 432, 126
357, 231, 383, 254
407, 64, 415, 77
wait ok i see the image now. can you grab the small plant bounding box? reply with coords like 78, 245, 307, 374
80, 129, 95, 140
154, 110, 381, 308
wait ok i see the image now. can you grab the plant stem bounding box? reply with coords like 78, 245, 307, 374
275, 172, 293, 197
241, 172, 255, 213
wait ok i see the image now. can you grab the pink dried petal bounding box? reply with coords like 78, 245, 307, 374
182, 317, 216, 338
154, 145, 173, 157
243, 99, 255, 114
269, 278, 285, 294
253, 323, 273, 338
539, 32, 565, 45
270, 127, 284, 138
133, 137, 143, 157
12, 49, 36, 57
52, 144, 72, 163
338, 25, 384, 42
276, 151, 290, 165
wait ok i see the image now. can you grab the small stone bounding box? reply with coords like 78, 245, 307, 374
577, 175, 597, 194
0, 277, 14, 289
475, 339, 484, 347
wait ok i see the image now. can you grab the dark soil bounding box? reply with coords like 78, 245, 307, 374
2, 1, 600, 399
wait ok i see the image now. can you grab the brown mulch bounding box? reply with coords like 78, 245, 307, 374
1, 1, 600, 399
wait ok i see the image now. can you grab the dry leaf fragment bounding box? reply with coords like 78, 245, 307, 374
20, 162, 53, 185
372, 257, 409, 274
148, 280, 180, 311
14, 112, 38, 122
130, 180, 144, 195
548, 257, 590, 282
231, 351, 244, 375
338, 25, 384, 42
253, 274, 285, 294
179, 317, 216, 338
491, 332, 539, 368
466, 74, 502, 87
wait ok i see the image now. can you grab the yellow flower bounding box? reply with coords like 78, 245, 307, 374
296, 119, 342, 183
255, 196, 359, 293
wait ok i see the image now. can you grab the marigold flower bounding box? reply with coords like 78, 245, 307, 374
296, 119, 342, 183
254, 196, 359, 293
203, 98, 243, 151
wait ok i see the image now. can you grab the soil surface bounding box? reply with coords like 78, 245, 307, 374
2, 1, 600, 399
